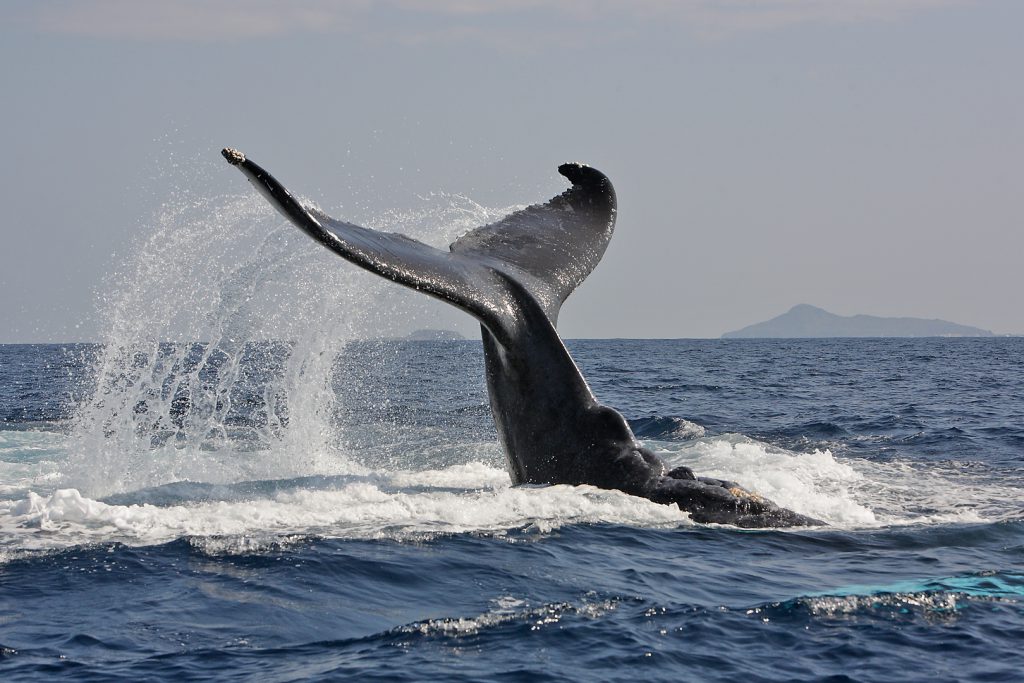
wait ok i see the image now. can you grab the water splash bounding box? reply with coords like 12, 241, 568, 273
1, 467, 689, 554
63, 173, 510, 498
653, 433, 1023, 526
654, 435, 877, 526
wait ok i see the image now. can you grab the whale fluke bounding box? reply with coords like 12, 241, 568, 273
220, 149, 615, 345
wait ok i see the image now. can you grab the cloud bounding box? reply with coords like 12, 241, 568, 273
26, 1, 360, 42
16, 0, 967, 44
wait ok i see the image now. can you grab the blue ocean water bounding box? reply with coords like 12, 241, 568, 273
1, 338, 1022, 682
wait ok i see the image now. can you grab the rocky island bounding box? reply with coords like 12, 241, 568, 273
405, 329, 466, 341
722, 304, 994, 338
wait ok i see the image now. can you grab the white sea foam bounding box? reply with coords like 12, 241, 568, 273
2, 426, 1021, 559
388, 461, 511, 489
653, 433, 1021, 527
0, 462, 691, 556
838, 457, 1010, 526
653, 435, 876, 526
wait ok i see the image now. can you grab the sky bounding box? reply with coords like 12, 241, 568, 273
1, 0, 1021, 341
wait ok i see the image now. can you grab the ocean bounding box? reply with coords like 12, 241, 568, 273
1, 338, 1021, 681
1, 195, 1022, 681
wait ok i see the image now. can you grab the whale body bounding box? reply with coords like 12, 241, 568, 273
222, 148, 818, 527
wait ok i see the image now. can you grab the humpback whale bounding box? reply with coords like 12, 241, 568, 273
222, 148, 818, 528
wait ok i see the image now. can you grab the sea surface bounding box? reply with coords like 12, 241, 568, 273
2, 193, 1023, 681
1, 338, 1022, 682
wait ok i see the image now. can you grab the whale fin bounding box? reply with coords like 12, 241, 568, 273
222, 149, 616, 336
449, 163, 616, 325
223, 148, 522, 342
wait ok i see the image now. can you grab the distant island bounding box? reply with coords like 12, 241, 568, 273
722, 304, 994, 339
405, 328, 466, 341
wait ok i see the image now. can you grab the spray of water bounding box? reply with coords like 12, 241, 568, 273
63, 166, 511, 498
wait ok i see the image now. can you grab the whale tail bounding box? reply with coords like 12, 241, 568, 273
223, 148, 821, 528
221, 149, 616, 339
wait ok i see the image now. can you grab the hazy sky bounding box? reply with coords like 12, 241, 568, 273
2, 0, 1021, 341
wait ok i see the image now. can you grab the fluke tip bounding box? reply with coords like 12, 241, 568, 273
221, 148, 245, 165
